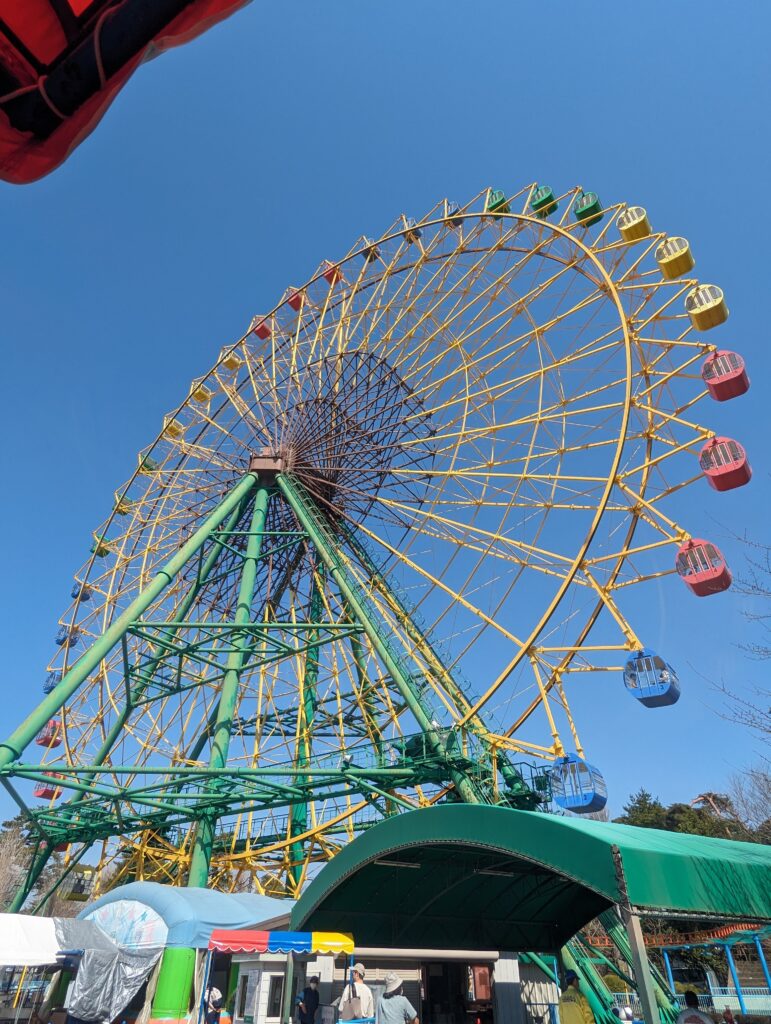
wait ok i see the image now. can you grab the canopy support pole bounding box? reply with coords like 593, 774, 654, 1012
661, 951, 676, 994
724, 945, 747, 1017
612, 845, 659, 1024
198, 950, 213, 1024
755, 936, 771, 990
281, 953, 295, 1024
620, 907, 659, 1024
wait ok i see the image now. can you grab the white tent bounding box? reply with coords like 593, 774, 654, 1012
0, 913, 61, 966
0, 913, 161, 1023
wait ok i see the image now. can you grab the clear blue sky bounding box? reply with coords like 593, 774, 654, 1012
0, 0, 768, 817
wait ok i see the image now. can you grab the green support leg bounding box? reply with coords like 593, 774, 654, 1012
67, 499, 249, 801
0, 472, 259, 773
289, 572, 322, 889
188, 482, 272, 887
4, 481, 258, 911
7, 839, 53, 913
343, 521, 531, 801
561, 946, 615, 1024
277, 474, 480, 805
151, 947, 197, 1022
348, 631, 385, 766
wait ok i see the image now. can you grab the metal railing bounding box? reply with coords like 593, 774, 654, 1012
524, 1002, 559, 1024
709, 987, 771, 1015
611, 990, 771, 1018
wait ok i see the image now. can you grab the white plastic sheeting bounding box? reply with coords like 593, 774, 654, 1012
0, 913, 60, 965
0, 914, 119, 966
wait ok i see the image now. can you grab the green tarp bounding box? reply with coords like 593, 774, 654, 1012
292, 805, 771, 952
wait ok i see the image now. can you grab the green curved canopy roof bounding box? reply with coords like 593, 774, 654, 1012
292, 805, 771, 952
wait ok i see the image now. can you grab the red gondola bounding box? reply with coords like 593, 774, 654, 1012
34, 773, 63, 800
284, 288, 305, 312
702, 351, 750, 401
35, 717, 63, 748
250, 317, 271, 341
676, 539, 732, 597
0, 0, 250, 184
320, 261, 343, 285
699, 437, 752, 492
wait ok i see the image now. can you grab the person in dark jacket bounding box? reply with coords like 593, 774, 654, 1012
297, 976, 320, 1024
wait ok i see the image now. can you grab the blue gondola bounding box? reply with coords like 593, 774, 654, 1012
70, 583, 92, 602
551, 754, 607, 814
361, 238, 380, 263
43, 671, 62, 694
445, 201, 463, 228
54, 627, 80, 648
403, 217, 422, 243
623, 648, 680, 708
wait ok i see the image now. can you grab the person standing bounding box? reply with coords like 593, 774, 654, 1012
377, 974, 418, 1024
205, 987, 224, 1024
297, 976, 320, 1024
675, 992, 714, 1024
340, 963, 375, 1020
557, 971, 594, 1024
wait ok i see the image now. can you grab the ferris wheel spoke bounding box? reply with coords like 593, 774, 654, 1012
395, 245, 602, 394
376, 224, 531, 356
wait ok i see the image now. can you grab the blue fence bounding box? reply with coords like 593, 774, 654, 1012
610, 990, 771, 1018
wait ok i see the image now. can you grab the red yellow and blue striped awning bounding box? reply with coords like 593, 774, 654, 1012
208, 930, 353, 955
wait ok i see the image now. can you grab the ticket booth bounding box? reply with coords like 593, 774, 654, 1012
202, 929, 357, 1024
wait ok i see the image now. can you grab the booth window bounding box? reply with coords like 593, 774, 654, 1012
268, 977, 284, 1018
238, 977, 249, 1019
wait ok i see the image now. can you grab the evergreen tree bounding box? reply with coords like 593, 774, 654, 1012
615, 789, 667, 829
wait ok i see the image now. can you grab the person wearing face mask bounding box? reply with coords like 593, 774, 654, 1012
297, 976, 320, 1024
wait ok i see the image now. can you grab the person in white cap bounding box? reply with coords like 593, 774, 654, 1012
339, 963, 375, 1020
377, 973, 418, 1024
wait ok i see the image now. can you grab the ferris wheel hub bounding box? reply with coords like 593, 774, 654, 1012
258, 349, 435, 522
248, 452, 284, 481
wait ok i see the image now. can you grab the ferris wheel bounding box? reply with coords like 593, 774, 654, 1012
5, 182, 751, 903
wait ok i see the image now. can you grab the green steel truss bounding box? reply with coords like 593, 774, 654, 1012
0, 461, 548, 908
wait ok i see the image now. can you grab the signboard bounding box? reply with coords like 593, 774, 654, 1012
242, 970, 261, 1024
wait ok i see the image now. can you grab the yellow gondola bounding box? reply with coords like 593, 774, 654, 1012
191, 382, 213, 404
685, 284, 728, 330
656, 236, 695, 279
617, 206, 650, 241
164, 418, 184, 439
221, 350, 243, 372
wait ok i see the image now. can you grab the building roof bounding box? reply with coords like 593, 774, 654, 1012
291, 805, 771, 952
